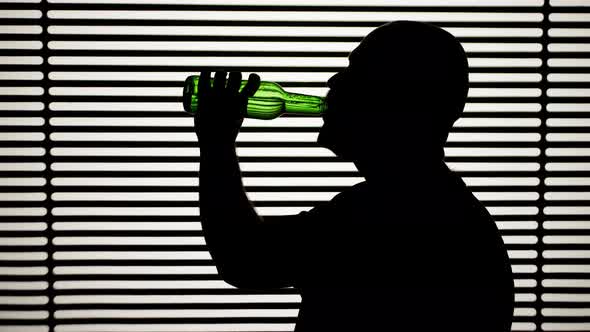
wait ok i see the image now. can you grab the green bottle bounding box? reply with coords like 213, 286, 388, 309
183, 75, 326, 120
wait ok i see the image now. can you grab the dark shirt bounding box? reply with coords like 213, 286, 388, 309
275, 164, 515, 331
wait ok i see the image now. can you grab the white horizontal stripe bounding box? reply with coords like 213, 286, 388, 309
54, 266, 217, 275
0, 193, 46, 201
0, 102, 44, 111
55, 309, 298, 319
549, 28, 590, 37
0, 56, 43, 65
464, 103, 541, 112
50, 162, 357, 172
0, 26, 42, 34
550, 13, 590, 22
0, 10, 41, 19
46, 0, 543, 6
0, 282, 48, 290
548, 88, 590, 97
474, 192, 539, 201
0, 41, 42, 50
0, 311, 48, 320
0, 71, 43, 80
53, 280, 232, 289
0, 208, 47, 216
449, 133, 540, 142
544, 265, 590, 273
542, 323, 590, 331
47, 11, 543, 22
508, 250, 538, 259
0, 117, 44, 126
542, 309, 590, 317
0, 237, 47, 246
454, 118, 541, 127
503, 235, 538, 245
445, 147, 540, 157
0, 296, 48, 305
0, 86, 44, 96
0, 163, 45, 171
462, 177, 539, 186
48, 132, 541, 143
50, 147, 336, 157
547, 162, 590, 171
553, 88, 587, 100
547, 118, 590, 127
54, 323, 294, 332
54, 294, 301, 304
544, 221, 590, 229
51, 192, 338, 201
53, 251, 211, 260
548, 103, 590, 112
470, 73, 542, 82
543, 250, 590, 258
545, 178, 590, 186
47, 40, 542, 53
542, 279, 590, 288
549, 43, 590, 52
542, 293, 590, 302
544, 207, 590, 215
454, 162, 540, 172
0, 222, 46, 231
0, 252, 47, 261
550, 0, 590, 6
548, 73, 590, 82
51, 207, 201, 216
0, 267, 48, 276
0, 178, 46, 186
53, 236, 206, 245
48, 56, 348, 67
47, 25, 543, 37
51, 177, 364, 187
549, 58, 590, 67
52, 222, 202, 231
546, 192, 590, 200
548, 134, 590, 142
546, 148, 590, 157
47, 56, 542, 67
0, 133, 45, 141
512, 265, 537, 273
497, 221, 538, 230
0, 148, 45, 156
49, 41, 358, 52
51, 206, 315, 216
49, 71, 336, 82
488, 206, 538, 216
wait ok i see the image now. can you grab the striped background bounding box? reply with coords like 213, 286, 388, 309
0, 0, 589, 331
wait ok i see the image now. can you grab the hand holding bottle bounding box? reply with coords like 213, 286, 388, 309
193, 70, 260, 148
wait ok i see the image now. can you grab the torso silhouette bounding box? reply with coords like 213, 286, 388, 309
276, 163, 515, 331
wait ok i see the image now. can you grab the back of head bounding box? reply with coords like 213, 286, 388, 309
350, 21, 468, 143
320, 21, 469, 167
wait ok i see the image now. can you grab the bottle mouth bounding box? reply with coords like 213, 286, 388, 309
182, 75, 195, 113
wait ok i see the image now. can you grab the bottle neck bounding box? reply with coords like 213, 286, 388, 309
283, 92, 326, 116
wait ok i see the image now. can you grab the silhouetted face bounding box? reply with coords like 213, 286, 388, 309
317, 21, 468, 165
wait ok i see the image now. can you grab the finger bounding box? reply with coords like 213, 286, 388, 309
213, 70, 227, 93
226, 71, 242, 94
197, 70, 211, 93
240, 73, 260, 98
198, 70, 211, 95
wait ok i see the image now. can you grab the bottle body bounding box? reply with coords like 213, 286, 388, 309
183, 75, 326, 120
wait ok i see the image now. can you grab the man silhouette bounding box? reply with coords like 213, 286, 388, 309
194, 21, 514, 331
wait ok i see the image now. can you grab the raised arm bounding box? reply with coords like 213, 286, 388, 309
194, 70, 295, 289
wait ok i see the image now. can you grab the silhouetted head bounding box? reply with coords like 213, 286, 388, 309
318, 21, 468, 176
